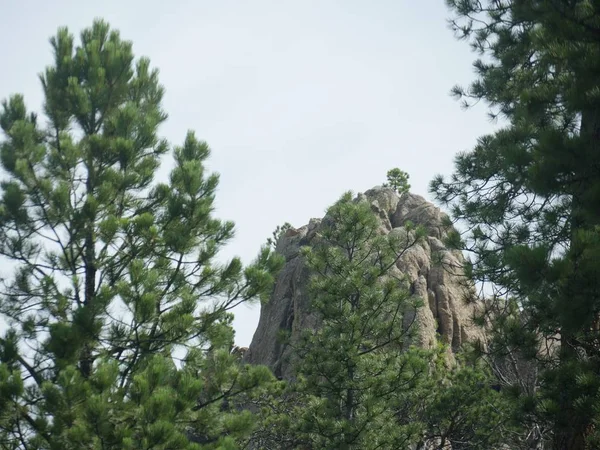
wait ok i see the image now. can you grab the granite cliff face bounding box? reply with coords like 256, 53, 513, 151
245, 187, 484, 379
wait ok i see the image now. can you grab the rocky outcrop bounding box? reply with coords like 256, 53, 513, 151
245, 187, 484, 379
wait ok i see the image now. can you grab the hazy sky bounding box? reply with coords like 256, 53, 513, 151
0, 1, 495, 346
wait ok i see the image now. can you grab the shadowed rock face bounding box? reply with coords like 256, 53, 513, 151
245, 187, 484, 379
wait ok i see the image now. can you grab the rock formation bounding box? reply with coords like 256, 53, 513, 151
245, 187, 484, 379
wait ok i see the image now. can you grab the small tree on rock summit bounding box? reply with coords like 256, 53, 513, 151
385, 168, 410, 194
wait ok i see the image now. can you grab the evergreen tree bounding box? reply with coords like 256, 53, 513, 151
247, 193, 509, 449
411, 353, 514, 450
431, 1, 600, 448
385, 168, 411, 194
0, 20, 282, 449
295, 193, 429, 448
290, 193, 428, 449
266, 222, 291, 249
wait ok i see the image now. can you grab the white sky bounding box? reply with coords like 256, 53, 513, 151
0, 0, 495, 346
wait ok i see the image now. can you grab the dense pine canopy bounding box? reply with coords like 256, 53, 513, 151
432, 1, 600, 448
0, 20, 283, 449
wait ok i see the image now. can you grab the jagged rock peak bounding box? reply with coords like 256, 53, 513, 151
245, 187, 484, 379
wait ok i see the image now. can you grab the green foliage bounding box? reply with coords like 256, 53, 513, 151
295, 193, 424, 448
252, 193, 430, 448
266, 222, 292, 249
0, 20, 283, 448
385, 168, 410, 194
411, 355, 512, 450
248, 193, 509, 449
432, 1, 600, 448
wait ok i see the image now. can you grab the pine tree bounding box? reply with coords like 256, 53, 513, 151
411, 353, 514, 450
431, 1, 600, 448
0, 20, 282, 449
247, 192, 510, 449
282, 192, 430, 449
384, 168, 411, 194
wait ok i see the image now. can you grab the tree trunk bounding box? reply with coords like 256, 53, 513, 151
80, 154, 97, 378
552, 106, 600, 450
553, 335, 587, 450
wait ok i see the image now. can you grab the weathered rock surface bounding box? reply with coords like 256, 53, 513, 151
245, 187, 484, 379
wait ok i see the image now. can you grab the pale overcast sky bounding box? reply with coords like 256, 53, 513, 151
0, 1, 495, 346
